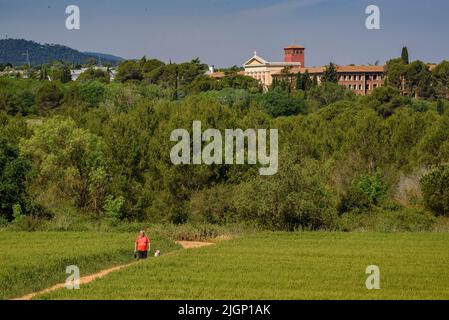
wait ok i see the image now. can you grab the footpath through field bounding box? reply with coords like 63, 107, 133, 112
12, 241, 214, 300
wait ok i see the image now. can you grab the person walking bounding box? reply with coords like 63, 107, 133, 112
135, 230, 151, 260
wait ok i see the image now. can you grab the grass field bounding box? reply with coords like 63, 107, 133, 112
37, 232, 449, 300
0, 231, 179, 299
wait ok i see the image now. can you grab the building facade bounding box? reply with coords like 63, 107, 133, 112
242, 46, 305, 88
243, 45, 386, 95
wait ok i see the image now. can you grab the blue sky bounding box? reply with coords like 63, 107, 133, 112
0, 0, 448, 67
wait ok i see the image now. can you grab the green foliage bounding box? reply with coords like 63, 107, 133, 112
20, 117, 109, 211
103, 195, 125, 226
365, 85, 406, 118
258, 87, 305, 117
401, 46, 409, 64
233, 160, 338, 230
12, 204, 24, 224
36, 82, 63, 115
339, 207, 435, 232
51, 65, 71, 83
116, 60, 143, 82
0, 139, 30, 221
1, 53, 449, 232
306, 82, 353, 108
421, 166, 449, 216
78, 81, 107, 107
405, 60, 433, 98
432, 61, 449, 99
77, 68, 110, 83
385, 58, 407, 89
296, 71, 313, 91
340, 172, 388, 212
321, 62, 339, 83
0, 39, 120, 66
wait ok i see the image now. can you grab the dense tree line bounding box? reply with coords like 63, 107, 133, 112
1, 54, 449, 231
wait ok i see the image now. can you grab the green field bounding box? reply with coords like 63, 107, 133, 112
36, 232, 449, 300
0, 231, 179, 299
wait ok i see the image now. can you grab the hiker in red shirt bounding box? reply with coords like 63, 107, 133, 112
134, 230, 151, 260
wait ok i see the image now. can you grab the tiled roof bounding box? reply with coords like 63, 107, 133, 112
285, 45, 305, 49
275, 65, 385, 75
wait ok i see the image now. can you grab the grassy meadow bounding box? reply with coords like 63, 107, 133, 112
36, 232, 449, 300
0, 231, 179, 299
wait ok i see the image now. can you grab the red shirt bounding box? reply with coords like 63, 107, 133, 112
136, 236, 150, 251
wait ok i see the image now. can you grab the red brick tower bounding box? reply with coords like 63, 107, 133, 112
284, 45, 305, 66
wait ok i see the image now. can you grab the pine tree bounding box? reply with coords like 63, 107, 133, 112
322, 62, 339, 84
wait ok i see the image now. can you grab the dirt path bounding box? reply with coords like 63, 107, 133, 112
12, 240, 214, 300
176, 241, 215, 249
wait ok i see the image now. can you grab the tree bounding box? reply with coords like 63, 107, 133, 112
51, 65, 72, 83
405, 60, 433, 98
20, 117, 109, 211
258, 87, 306, 117
321, 62, 339, 83
116, 60, 143, 82
0, 138, 30, 221
307, 82, 353, 107
432, 60, 449, 99
421, 166, 449, 216
401, 46, 409, 64
366, 86, 405, 118
296, 71, 312, 91
385, 58, 407, 90
233, 159, 338, 230
36, 82, 63, 115
77, 67, 110, 83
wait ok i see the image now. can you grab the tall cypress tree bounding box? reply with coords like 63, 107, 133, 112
401, 47, 409, 64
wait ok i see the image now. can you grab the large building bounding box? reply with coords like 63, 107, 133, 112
242, 45, 306, 87
243, 45, 386, 95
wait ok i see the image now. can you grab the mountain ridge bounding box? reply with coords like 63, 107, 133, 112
0, 39, 124, 66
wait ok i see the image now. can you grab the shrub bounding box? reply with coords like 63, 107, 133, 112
233, 160, 338, 231
0, 139, 30, 221
79, 81, 106, 107
104, 195, 125, 226
338, 207, 435, 232
421, 166, 449, 216
36, 82, 63, 114
12, 204, 24, 224
340, 172, 388, 213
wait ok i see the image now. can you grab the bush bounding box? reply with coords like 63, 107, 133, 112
233, 160, 338, 231
36, 82, 63, 114
338, 207, 435, 232
340, 172, 388, 213
189, 184, 236, 224
421, 166, 449, 216
79, 81, 106, 107
258, 88, 305, 117
104, 195, 125, 226
0, 139, 30, 221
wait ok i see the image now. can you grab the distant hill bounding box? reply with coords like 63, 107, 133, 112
0, 39, 124, 66
83, 52, 124, 63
